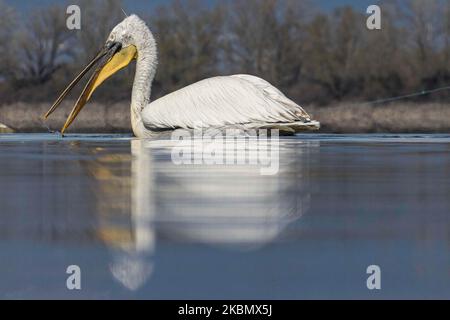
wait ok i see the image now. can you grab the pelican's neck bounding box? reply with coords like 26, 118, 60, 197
131, 44, 157, 138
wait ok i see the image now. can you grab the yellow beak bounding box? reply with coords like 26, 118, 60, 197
85, 45, 138, 102
44, 44, 137, 135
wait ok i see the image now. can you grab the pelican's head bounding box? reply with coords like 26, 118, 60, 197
44, 15, 154, 134
107, 14, 155, 52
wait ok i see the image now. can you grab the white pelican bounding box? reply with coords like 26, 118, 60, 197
44, 15, 320, 138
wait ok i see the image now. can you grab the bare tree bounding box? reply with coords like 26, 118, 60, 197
0, 1, 18, 81
1, 0, 450, 106
223, 0, 314, 102
306, 6, 366, 102
15, 5, 75, 84
73, 0, 124, 64
396, 0, 442, 86
151, 0, 225, 97
225, 0, 281, 80
442, 0, 450, 84
357, 1, 409, 99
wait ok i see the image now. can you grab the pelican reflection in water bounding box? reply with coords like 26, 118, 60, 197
0, 136, 318, 293
91, 138, 318, 290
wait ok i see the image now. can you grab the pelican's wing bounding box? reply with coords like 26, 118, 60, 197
142, 74, 313, 131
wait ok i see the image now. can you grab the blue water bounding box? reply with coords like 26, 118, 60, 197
0, 134, 449, 299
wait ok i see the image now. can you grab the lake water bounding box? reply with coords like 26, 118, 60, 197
0, 133, 449, 299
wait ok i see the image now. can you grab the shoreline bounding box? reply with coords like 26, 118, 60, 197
1, 101, 449, 134
0, 123, 14, 133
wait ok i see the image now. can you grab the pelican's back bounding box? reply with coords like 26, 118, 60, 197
142, 75, 315, 131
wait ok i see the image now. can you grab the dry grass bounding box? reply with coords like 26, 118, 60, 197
308, 103, 450, 133
0, 101, 131, 133
1, 101, 450, 133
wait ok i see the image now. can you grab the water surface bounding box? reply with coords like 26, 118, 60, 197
0, 133, 449, 299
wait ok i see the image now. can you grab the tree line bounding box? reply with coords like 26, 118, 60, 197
0, 0, 449, 107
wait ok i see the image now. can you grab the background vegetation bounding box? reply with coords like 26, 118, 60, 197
0, 0, 449, 132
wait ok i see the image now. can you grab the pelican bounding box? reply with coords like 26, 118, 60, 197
44, 15, 320, 138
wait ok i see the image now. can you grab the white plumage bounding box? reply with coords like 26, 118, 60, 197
104, 15, 319, 138
143, 75, 312, 131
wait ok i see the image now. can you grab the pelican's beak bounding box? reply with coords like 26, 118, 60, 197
44, 42, 137, 134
